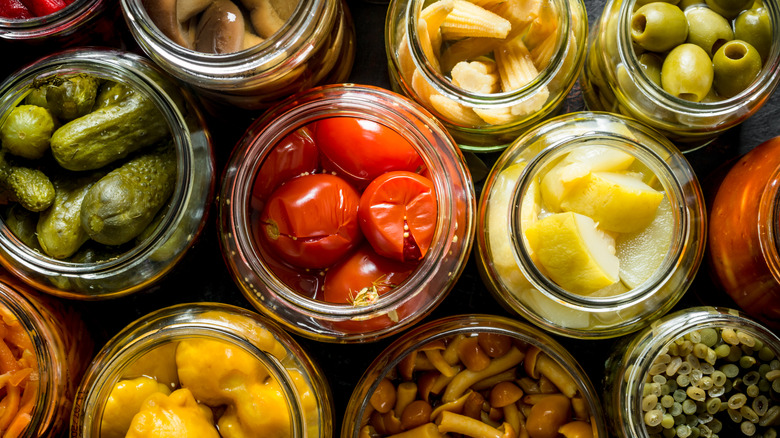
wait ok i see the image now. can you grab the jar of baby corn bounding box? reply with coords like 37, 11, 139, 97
385, 0, 588, 151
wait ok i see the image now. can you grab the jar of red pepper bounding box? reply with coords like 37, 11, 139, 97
708, 136, 780, 330
218, 84, 475, 343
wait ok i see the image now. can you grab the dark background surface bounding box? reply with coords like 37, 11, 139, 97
7, 0, 775, 434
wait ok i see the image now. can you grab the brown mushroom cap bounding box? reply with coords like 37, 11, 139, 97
489, 381, 524, 408
194, 0, 246, 54
143, 0, 195, 48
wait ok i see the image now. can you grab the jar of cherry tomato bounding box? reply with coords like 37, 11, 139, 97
120, 0, 355, 111
71, 302, 332, 437
342, 314, 608, 438
0, 270, 92, 438
219, 84, 475, 342
0, 48, 214, 299
709, 136, 780, 330
385, 0, 588, 151
604, 306, 780, 438
476, 112, 706, 339
582, 0, 780, 150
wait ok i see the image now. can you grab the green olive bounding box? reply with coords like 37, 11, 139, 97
631, 2, 689, 52
705, 0, 752, 18
638, 52, 664, 86
678, 0, 706, 9
712, 39, 763, 97
685, 7, 734, 55
735, 7, 772, 61
661, 43, 713, 101
634, 0, 681, 9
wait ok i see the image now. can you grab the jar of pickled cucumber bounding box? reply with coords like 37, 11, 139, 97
476, 111, 706, 339
0, 270, 92, 437
0, 48, 214, 299
71, 302, 332, 437
708, 135, 780, 330
385, 0, 588, 151
604, 306, 780, 438
120, 0, 355, 111
582, 0, 780, 150
219, 84, 475, 343
342, 314, 608, 438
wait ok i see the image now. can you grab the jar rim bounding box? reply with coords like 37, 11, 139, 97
0, 0, 102, 39
758, 163, 780, 282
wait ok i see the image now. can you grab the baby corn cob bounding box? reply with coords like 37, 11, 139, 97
420, 0, 454, 55
523, 0, 558, 48
440, 0, 512, 40
467, 0, 507, 8
473, 106, 518, 124
451, 60, 501, 93
412, 69, 437, 102
439, 37, 503, 73
510, 87, 549, 116
418, 17, 442, 72
429, 94, 485, 126
396, 34, 418, 81
489, 0, 541, 34
495, 36, 540, 91
530, 31, 556, 70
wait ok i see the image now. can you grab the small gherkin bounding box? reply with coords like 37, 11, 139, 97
0, 150, 54, 212
25, 74, 101, 121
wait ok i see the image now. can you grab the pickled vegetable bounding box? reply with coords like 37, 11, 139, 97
0, 151, 54, 212
0, 303, 39, 438
0, 105, 56, 160
25, 74, 100, 121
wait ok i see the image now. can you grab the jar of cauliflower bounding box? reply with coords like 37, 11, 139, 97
476, 112, 706, 339
71, 303, 332, 438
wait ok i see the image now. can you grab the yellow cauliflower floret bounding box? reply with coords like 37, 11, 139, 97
217, 379, 291, 438
126, 388, 219, 438
201, 311, 288, 360
100, 377, 171, 438
122, 342, 179, 388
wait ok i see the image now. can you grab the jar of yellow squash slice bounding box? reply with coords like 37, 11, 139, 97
71, 303, 332, 438
476, 112, 706, 338
385, 0, 588, 151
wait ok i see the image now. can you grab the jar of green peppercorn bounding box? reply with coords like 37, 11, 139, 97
582, 0, 780, 151
604, 306, 780, 438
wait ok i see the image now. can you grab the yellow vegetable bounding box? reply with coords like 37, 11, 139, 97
200, 311, 288, 360
121, 343, 179, 388
217, 379, 291, 438
101, 377, 171, 438
125, 388, 219, 438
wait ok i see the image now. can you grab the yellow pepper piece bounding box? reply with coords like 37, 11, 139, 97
126, 388, 219, 438
100, 377, 171, 438
217, 379, 291, 438
122, 343, 179, 388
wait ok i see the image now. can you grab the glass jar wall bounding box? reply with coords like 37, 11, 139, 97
0, 48, 214, 299
219, 84, 475, 343
385, 0, 588, 151
582, 0, 780, 150
120, 0, 355, 111
476, 112, 706, 338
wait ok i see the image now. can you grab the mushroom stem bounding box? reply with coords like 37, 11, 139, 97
443, 346, 526, 403
425, 349, 460, 377
386, 423, 443, 438
537, 353, 579, 398
437, 411, 511, 438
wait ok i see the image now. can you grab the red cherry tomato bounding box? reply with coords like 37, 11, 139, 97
359, 171, 437, 263
313, 117, 424, 186
322, 244, 416, 332
251, 127, 319, 211
259, 174, 362, 269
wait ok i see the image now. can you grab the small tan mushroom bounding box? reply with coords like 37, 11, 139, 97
421, 340, 460, 377
398, 350, 418, 381
194, 0, 246, 54
463, 391, 485, 419
370, 378, 397, 414
401, 400, 434, 430
442, 346, 526, 403
490, 381, 524, 408
458, 336, 491, 372
437, 411, 517, 438
471, 369, 516, 391
386, 423, 443, 438
524, 345, 543, 379
430, 390, 473, 421
371, 410, 404, 435
558, 420, 594, 438
478, 332, 514, 358
395, 382, 418, 417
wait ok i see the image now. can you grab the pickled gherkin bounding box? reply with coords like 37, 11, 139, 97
4, 204, 41, 250
25, 74, 100, 121
80, 146, 176, 246
94, 81, 134, 111
0, 104, 56, 159
0, 151, 54, 212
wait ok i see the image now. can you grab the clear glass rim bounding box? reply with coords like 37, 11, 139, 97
0, 0, 101, 32
758, 162, 780, 282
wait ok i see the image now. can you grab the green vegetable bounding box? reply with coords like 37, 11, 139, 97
25, 74, 100, 121
37, 172, 104, 259
638, 52, 664, 86
94, 81, 134, 111
0, 105, 56, 159
80, 146, 176, 246
631, 2, 689, 52
685, 6, 734, 56
735, 7, 772, 62
4, 204, 41, 250
0, 151, 54, 212
705, 0, 753, 17
661, 43, 713, 102
49, 87, 170, 171
712, 40, 763, 97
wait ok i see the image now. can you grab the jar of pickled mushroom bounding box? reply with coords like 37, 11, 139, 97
342, 314, 608, 438
0, 270, 92, 438
71, 302, 332, 438
604, 306, 780, 438
219, 84, 475, 342
582, 0, 780, 151
385, 0, 588, 151
0, 48, 214, 299
476, 111, 706, 339
708, 135, 780, 331
120, 0, 355, 111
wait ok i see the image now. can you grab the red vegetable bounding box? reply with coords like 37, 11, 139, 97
0, 0, 31, 19
313, 117, 424, 187
359, 171, 437, 262
259, 173, 362, 269
19, 0, 65, 16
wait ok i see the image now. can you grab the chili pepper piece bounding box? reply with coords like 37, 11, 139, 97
0, 0, 31, 19
19, 0, 66, 17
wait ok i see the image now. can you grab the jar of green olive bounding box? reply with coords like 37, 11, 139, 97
476, 112, 706, 339
71, 302, 332, 437
342, 314, 608, 438
604, 306, 780, 438
0, 48, 214, 299
385, 0, 588, 151
582, 0, 780, 150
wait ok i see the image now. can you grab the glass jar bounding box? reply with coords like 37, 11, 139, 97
219, 84, 475, 343
342, 314, 608, 438
71, 302, 332, 437
0, 48, 214, 300
385, 0, 588, 152
582, 0, 780, 150
604, 306, 780, 438
476, 112, 706, 339
120, 0, 355, 111
0, 270, 92, 437
709, 136, 780, 330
